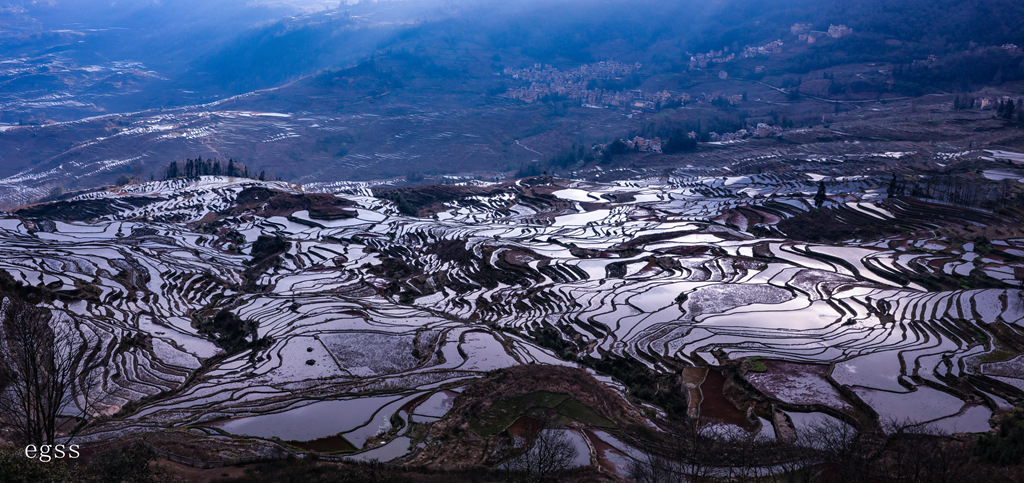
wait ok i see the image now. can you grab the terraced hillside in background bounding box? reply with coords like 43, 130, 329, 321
2, 169, 1024, 476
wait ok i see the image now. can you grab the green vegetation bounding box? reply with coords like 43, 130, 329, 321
242, 235, 290, 292
248, 235, 289, 263
895, 47, 1024, 94
977, 348, 1017, 364
746, 356, 768, 372
661, 131, 698, 154
0, 446, 74, 483
582, 355, 687, 420
546, 144, 596, 172
529, 324, 687, 419
554, 397, 616, 427
226, 457, 403, 483
530, 325, 578, 361
515, 162, 546, 178
194, 309, 273, 356
83, 443, 160, 483
637, 115, 744, 144
469, 390, 613, 436
977, 410, 1024, 466
164, 158, 259, 180
394, 194, 418, 216
0, 442, 160, 483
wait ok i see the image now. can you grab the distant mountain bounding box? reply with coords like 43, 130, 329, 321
2, 0, 1024, 207
5, 0, 1023, 103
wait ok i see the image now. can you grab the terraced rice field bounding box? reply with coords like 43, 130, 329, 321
2, 173, 1022, 464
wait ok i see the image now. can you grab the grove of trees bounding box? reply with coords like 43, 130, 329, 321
164, 158, 269, 181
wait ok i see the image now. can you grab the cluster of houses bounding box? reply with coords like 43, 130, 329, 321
689, 39, 784, 69
689, 22, 852, 71
501, 21, 854, 113
689, 48, 735, 69
502, 59, 761, 114
741, 40, 785, 59
602, 122, 786, 156
624, 136, 663, 153
681, 123, 785, 143
502, 61, 692, 109
712, 123, 785, 142
793, 23, 854, 44
978, 96, 1023, 110
503, 61, 638, 86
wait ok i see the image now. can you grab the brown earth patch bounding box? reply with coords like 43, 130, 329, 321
698, 370, 751, 429
15, 196, 161, 221
233, 187, 356, 220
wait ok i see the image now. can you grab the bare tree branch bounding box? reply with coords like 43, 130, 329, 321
503, 427, 580, 482
0, 297, 96, 445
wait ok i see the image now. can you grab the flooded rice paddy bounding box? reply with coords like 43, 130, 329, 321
2, 173, 1022, 463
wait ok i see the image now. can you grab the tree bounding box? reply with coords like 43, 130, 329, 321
629, 418, 788, 482
887, 173, 903, 198
804, 417, 874, 482
503, 428, 579, 482
662, 131, 698, 154
0, 298, 94, 445
165, 162, 178, 180
607, 139, 629, 155
880, 419, 974, 483
814, 180, 828, 208
630, 450, 688, 483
